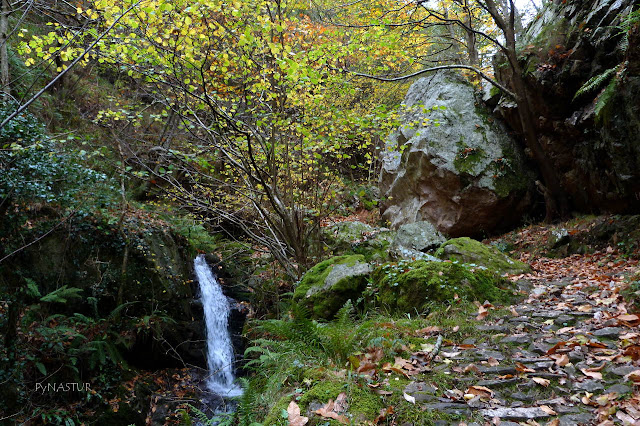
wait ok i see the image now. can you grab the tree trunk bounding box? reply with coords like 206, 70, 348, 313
0, 0, 10, 99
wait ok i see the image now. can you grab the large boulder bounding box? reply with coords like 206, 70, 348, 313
373, 260, 513, 314
494, 0, 640, 213
294, 255, 372, 320
435, 237, 530, 275
380, 71, 534, 237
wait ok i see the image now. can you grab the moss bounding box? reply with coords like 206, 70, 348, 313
262, 395, 291, 426
453, 143, 487, 175
435, 237, 530, 275
293, 255, 371, 320
373, 260, 512, 313
299, 380, 346, 407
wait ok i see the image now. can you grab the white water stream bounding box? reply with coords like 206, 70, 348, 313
194, 255, 243, 397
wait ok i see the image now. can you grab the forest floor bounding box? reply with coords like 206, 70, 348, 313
388, 218, 640, 425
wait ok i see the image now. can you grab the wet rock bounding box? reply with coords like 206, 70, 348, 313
477, 365, 517, 375
554, 315, 575, 326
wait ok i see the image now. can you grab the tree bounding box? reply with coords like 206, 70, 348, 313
318, 0, 569, 219
21, 0, 398, 277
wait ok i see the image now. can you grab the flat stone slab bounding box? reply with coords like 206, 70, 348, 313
501, 334, 532, 344
476, 378, 518, 387
593, 327, 621, 337
477, 365, 517, 375
574, 380, 604, 392
480, 407, 551, 420
532, 311, 564, 318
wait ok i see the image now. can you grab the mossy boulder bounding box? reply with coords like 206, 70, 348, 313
435, 237, 530, 275
373, 260, 513, 313
294, 255, 372, 320
323, 221, 394, 262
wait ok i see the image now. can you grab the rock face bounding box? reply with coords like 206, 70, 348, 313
494, 0, 639, 213
435, 237, 530, 275
293, 255, 372, 320
380, 71, 534, 237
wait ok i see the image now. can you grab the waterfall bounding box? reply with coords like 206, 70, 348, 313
194, 255, 243, 397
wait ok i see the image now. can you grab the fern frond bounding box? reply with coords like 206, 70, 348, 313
574, 67, 617, 101
40, 285, 83, 303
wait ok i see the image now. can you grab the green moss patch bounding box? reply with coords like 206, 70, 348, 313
294, 255, 372, 320
435, 237, 530, 275
373, 260, 513, 313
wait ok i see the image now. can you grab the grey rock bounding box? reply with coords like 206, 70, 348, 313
510, 392, 535, 401
502, 334, 532, 344
532, 311, 563, 319
478, 365, 517, 375
558, 413, 593, 426
379, 71, 534, 236
555, 315, 575, 326
424, 402, 471, 415
480, 406, 551, 420
606, 383, 631, 394
574, 380, 604, 392
593, 327, 621, 337
404, 382, 437, 402
477, 325, 510, 333
391, 221, 445, 260
476, 378, 518, 387
608, 365, 638, 376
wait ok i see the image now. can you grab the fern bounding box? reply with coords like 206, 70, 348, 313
24, 278, 41, 298
573, 67, 617, 100
594, 76, 619, 124
40, 285, 83, 303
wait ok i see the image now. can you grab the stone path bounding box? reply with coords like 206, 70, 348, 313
403, 254, 640, 425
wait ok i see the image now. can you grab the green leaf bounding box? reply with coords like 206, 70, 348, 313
35, 362, 47, 375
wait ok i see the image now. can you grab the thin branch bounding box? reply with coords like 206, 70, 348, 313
333, 64, 515, 98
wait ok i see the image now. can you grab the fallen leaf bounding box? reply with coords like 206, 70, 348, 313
539, 405, 557, 415
452, 325, 460, 332
580, 368, 603, 380
617, 314, 639, 322
403, 392, 416, 404
373, 406, 394, 424
487, 357, 500, 367
546, 341, 567, 355
466, 385, 494, 398
546, 419, 560, 426
624, 370, 640, 382
416, 326, 441, 335
463, 364, 480, 374
315, 399, 349, 424
288, 401, 309, 426
577, 305, 592, 312
510, 306, 520, 317
550, 354, 570, 366
516, 362, 535, 373
532, 377, 551, 387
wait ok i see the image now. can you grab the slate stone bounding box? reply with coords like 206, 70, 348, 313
554, 315, 575, 326
477, 365, 517, 375
558, 413, 593, 426
477, 325, 510, 333
608, 365, 638, 376
574, 380, 604, 392
476, 378, 518, 387
480, 406, 551, 420
501, 334, 532, 344
532, 311, 563, 319
593, 327, 621, 337
424, 402, 470, 415
606, 383, 631, 394
510, 392, 535, 401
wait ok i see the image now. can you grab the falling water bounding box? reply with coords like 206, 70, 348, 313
194, 255, 243, 397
